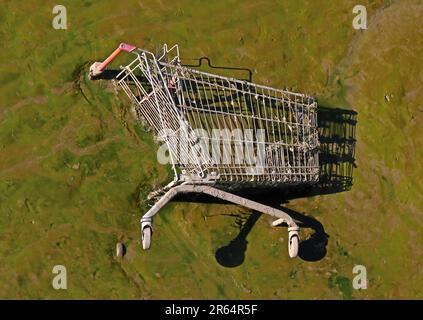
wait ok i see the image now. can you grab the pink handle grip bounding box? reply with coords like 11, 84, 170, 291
98, 43, 136, 71
119, 43, 136, 53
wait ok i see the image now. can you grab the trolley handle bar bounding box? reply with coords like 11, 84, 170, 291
98, 43, 136, 71
89, 43, 136, 79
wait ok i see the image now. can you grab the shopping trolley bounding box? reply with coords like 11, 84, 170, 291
89, 43, 319, 258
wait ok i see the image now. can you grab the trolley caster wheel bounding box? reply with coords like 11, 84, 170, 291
116, 242, 124, 258
142, 226, 152, 250
288, 227, 300, 258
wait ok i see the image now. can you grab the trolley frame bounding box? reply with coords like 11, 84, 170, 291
89, 43, 320, 258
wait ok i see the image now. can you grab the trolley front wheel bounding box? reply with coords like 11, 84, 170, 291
288, 228, 300, 258
142, 226, 152, 250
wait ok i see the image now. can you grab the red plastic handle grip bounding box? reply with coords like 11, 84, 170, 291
98, 43, 136, 71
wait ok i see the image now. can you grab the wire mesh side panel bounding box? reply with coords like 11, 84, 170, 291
160, 64, 320, 185
115, 51, 212, 179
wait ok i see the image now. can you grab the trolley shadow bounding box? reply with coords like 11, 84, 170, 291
182, 57, 253, 82
215, 212, 261, 267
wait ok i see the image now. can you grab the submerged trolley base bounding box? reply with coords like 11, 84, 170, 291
89, 43, 320, 258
